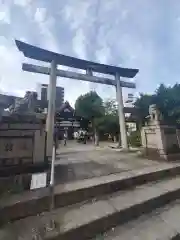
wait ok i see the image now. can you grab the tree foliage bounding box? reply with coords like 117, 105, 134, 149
75, 91, 104, 124
134, 83, 180, 126
134, 93, 155, 126
155, 84, 180, 124
98, 99, 119, 136
95, 113, 119, 136
75, 94, 120, 138
104, 99, 118, 116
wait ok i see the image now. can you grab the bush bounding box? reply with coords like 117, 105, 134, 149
128, 131, 141, 147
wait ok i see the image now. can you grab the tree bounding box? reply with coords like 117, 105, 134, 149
104, 99, 119, 139
95, 114, 119, 138
95, 99, 119, 142
104, 99, 118, 116
75, 91, 105, 145
134, 93, 155, 126
134, 83, 180, 126
154, 84, 180, 124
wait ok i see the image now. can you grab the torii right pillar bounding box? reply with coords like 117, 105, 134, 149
115, 73, 128, 150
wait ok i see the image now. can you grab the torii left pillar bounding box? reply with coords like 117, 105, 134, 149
46, 60, 57, 156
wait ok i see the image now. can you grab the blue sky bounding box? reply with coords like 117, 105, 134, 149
0, 0, 180, 106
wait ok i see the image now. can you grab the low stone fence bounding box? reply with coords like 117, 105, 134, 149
0, 114, 49, 195
141, 124, 180, 161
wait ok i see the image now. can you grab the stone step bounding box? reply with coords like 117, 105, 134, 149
94, 200, 180, 240
1, 175, 180, 239
1, 164, 180, 225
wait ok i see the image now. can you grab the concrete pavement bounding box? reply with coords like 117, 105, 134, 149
54, 141, 175, 184
2, 141, 180, 239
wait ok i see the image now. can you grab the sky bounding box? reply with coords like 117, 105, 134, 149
1, 0, 180, 106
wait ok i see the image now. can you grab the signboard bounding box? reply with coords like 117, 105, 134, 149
30, 172, 47, 190
64, 108, 71, 112
56, 121, 80, 128
73, 121, 80, 127
59, 121, 72, 127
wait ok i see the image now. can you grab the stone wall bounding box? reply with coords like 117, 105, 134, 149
0, 116, 47, 175
163, 127, 178, 152
141, 104, 180, 161
0, 115, 49, 194
0, 121, 47, 168
141, 124, 180, 161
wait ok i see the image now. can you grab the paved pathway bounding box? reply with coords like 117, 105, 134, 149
95, 199, 180, 240
54, 141, 174, 184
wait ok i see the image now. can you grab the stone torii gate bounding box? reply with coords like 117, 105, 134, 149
15, 40, 139, 155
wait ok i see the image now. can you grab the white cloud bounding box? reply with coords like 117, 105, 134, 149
0, 37, 46, 96
0, 3, 11, 24
34, 7, 46, 23
121, 9, 129, 20
0, 12, 10, 24
0, 87, 25, 98
0, 43, 22, 70
0, 1, 92, 105
62, 0, 95, 60
33, 8, 59, 52
14, 0, 60, 53
95, 46, 111, 64
72, 28, 86, 59
63, 1, 92, 30
13, 0, 32, 7
1, 0, 180, 106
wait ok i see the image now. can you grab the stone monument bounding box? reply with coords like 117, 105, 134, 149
0, 92, 49, 194
141, 104, 180, 160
